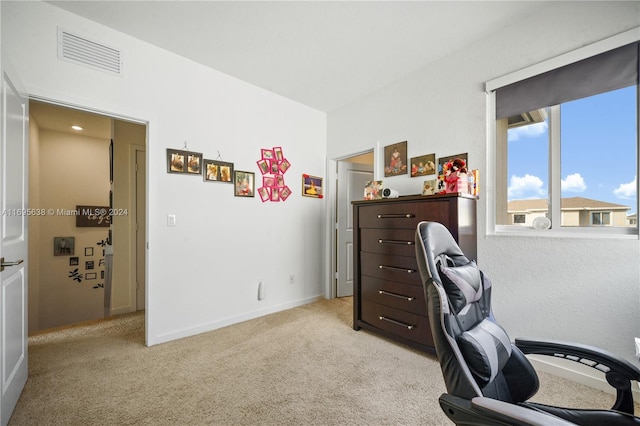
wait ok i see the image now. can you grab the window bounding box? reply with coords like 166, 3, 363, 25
488, 34, 639, 235
591, 212, 611, 226
513, 214, 526, 224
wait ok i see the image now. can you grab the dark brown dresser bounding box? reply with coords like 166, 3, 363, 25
352, 193, 477, 353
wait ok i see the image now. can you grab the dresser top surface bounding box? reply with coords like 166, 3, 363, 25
352, 193, 477, 205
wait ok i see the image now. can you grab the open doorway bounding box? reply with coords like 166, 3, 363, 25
28, 100, 146, 333
334, 151, 374, 298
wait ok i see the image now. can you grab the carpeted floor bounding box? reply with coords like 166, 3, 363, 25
8, 297, 628, 425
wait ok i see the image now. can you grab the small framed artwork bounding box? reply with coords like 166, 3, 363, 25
204, 159, 234, 182
257, 186, 270, 202
302, 174, 323, 198
54, 237, 75, 256
256, 159, 270, 175
410, 153, 436, 177
270, 188, 280, 202
85, 261, 95, 270
85, 272, 97, 280
364, 180, 383, 200
269, 160, 280, 174
384, 141, 408, 177
279, 186, 292, 201
438, 153, 468, 176
69, 257, 79, 266
186, 152, 203, 174
263, 176, 275, 187
278, 158, 291, 174
167, 149, 203, 175
273, 146, 284, 161
261, 148, 274, 160
422, 179, 438, 195
234, 171, 255, 197
85, 247, 94, 256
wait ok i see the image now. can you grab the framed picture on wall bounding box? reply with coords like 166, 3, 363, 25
410, 153, 436, 177
53, 237, 75, 256
302, 174, 323, 198
203, 159, 234, 182
234, 171, 255, 197
167, 149, 203, 175
384, 141, 408, 177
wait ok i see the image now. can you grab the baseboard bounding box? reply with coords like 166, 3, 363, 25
528, 355, 640, 399
149, 295, 323, 346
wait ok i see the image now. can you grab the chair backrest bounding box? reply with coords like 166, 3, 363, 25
415, 221, 537, 402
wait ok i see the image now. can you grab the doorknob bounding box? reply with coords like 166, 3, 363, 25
1, 257, 24, 272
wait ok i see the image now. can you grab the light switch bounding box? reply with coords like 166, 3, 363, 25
167, 214, 176, 226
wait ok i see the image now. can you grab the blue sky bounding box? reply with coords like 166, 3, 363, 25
507, 85, 637, 214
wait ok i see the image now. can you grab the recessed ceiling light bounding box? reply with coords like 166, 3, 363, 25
71, 125, 83, 131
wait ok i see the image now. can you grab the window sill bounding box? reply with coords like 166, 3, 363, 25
492, 225, 639, 240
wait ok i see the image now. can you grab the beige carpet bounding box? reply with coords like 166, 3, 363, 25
8, 297, 628, 425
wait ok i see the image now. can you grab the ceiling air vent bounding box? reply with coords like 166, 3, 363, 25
57, 28, 122, 75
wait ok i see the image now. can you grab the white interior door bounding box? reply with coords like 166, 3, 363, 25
0, 61, 28, 426
135, 148, 146, 311
336, 161, 373, 297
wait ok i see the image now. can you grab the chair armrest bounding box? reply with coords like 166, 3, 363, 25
516, 337, 640, 414
471, 397, 576, 425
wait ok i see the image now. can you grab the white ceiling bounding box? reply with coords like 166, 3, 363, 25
46, 0, 545, 113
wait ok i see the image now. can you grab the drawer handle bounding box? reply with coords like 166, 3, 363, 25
379, 316, 415, 330
377, 213, 416, 219
379, 290, 414, 301
379, 265, 416, 274
378, 239, 414, 245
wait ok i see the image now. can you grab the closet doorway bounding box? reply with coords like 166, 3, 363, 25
28, 100, 147, 333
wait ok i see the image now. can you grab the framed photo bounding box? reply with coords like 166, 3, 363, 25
263, 176, 275, 187
364, 180, 383, 200
54, 237, 75, 256
69, 257, 79, 266
256, 159, 270, 175
234, 171, 255, 197
278, 158, 291, 174
85, 261, 95, 270
273, 146, 283, 161
438, 153, 468, 176
410, 153, 436, 177
302, 174, 323, 198
257, 186, 271, 202
422, 179, 438, 195
384, 141, 408, 177
167, 149, 203, 174
269, 160, 280, 174
279, 186, 292, 201
261, 148, 274, 160
203, 159, 234, 182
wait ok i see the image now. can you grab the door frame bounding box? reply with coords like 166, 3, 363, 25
324, 148, 378, 299
28, 94, 150, 342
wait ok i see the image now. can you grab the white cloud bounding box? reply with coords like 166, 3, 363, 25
613, 176, 637, 199
508, 174, 545, 199
561, 173, 586, 193
508, 121, 548, 142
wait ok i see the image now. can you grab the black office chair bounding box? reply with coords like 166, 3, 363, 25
415, 221, 640, 426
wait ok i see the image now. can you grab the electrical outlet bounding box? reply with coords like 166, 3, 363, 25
289, 274, 295, 284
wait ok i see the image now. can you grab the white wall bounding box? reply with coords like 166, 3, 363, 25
3, 1, 327, 345
32, 128, 110, 330
328, 2, 640, 363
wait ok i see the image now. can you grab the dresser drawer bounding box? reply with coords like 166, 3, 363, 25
358, 201, 451, 229
361, 276, 425, 315
360, 228, 416, 256
361, 300, 432, 346
360, 252, 421, 286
